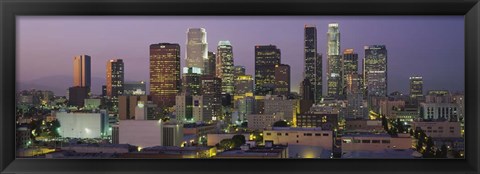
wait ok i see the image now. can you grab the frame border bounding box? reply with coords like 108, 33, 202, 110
1, 0, 479, 173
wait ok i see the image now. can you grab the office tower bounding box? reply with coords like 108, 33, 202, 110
234, 75, 254, 96
182, 67, 202, 96
200, 75, 223, 122
150, 43, 181, 109
363, 45, 388, 97
68, 86, 88, 107
326, 23, 342, 98
101, 85, 107, 97
255, 45, 281, 96
73, 55, 91, 89
409, 76, 423, 100
300, 78, 314, 101
186, 28, 208, 72
216, 41, 234, 95
106, 59, 124, 101
274, 64, 290, 96
234, 66, 246, 77
343, 49, 359, 96
160, 122, 184, 147
304, 25, 322, 103
204, 51, 216, 76
175, 92, 203, 123
123, 81, 146, 95
118, 95, 148, 120
346, 74, 365, 119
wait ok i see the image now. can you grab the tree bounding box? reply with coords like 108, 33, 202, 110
273, 120, 289, 127
219, 139, 235, 150
440, 144, 448, 158
231, 134, 246, 147
396, 118, 405, 133
423, 136, 435, 158
381, 115, 389, 132
241, 121, 248, 128
409, 129, 414, 136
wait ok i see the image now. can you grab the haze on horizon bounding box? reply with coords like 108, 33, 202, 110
16, 16, 464, 96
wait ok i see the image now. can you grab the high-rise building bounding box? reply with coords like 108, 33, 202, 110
326, 23, 342, 98
68, 86, 89, 107
118, 95, 148, 120
363, 45, 388, 97
73, 55, 91, 89
175, 92, 203, 123
233, 66, 246, 78
216, 41, 234, 95
106, 59, 124, 101
274, 64, 290, 96
304, 25, 322, 103
234, 75, 254, 97
346, 74, 365, 119
409, 76, 423, 100
343, 49, 359, 97
150, 43, 181, 109
204, 51, 216, 76
186, 28, 208, 72
200, 75, 223, 122
182, 67, 202, 96
255, 45, 281, 96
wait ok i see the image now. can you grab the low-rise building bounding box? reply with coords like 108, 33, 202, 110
411, 121, 462, 138
341, 133, 412, 153
345, 119, 383, 132
296, 113, 338, 130
56, 110, 109, 139
263, 127, 333, 150
119, 146, 217, 158
214, 145, 288, 158
118, 120, 183, 148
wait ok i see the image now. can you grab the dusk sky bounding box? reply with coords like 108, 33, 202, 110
17, 16, 464, 96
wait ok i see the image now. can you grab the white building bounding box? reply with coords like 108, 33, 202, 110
420, 103, 459, 121
119, 120, 183, 148
175, 93, 203, 123
263, 127, 333, 150
186, 28, 208, 72
56, 110, 109, 139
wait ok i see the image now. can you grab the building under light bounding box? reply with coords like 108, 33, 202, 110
149, 43, 181, 109
304, 25, 322, 103
216, 41, 235, 95
274, 64, 291, 96
255, 45, 281, 96
409, 76, 423, 100
186, 28, 208, 72
363, 45, 388, 97
326, 23, 342, 98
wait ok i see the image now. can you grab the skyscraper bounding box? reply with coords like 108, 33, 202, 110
200, 75, 223, 122
186, 28, 208, 73
254, 45, 281, 96
106, 59, 124, 100
304, 25, 323, 103
409, 76, 423, 99
363, 45, 388, 97
150, 43, 181, 109
73, 55, 91, 89
326, 23, 342, 98
346, 73, 365, 119
182, 67, 202, 96
233, 66, 246, 79
204, 51, 216, 76
234, 75, 254, 96
216, 41, 234, 95
342, 49, 359, 95
274, 64, 290, 96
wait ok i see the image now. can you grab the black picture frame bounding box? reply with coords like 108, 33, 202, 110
1, 0, 479, 173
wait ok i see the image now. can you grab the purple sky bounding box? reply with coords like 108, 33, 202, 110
17, 16, 464, 96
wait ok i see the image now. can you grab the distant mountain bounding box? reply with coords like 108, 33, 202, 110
18, 75, 105, 96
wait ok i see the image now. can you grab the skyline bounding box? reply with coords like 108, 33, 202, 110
17, 16, 464, 96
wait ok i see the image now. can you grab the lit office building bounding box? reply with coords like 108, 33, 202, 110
363, 45, 388, 97
234, 75, 254, 96
204, 51, 216, 76
182, 67, 202, 96
200, 75, 223, 122
255, 45, 281, 96
106, 59, 124, 107
346, 74, 365, 119
326, 23, 342, 98
343, 49, 359, 96
409, 76, 423, 100
149, 43, 181, 109
186, 28, 208, 72
274, 64, 291, 96
234, 66, 246, 78
216, 41, 235, 95
304, 25, 322, 103
175, 92, 203, 123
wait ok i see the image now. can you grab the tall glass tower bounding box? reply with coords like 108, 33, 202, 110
327, 23, 342, 98
216, 41, 234, 95
186, 28, 208, 73
304, 25, 322, 103
363, 45, 388, 97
